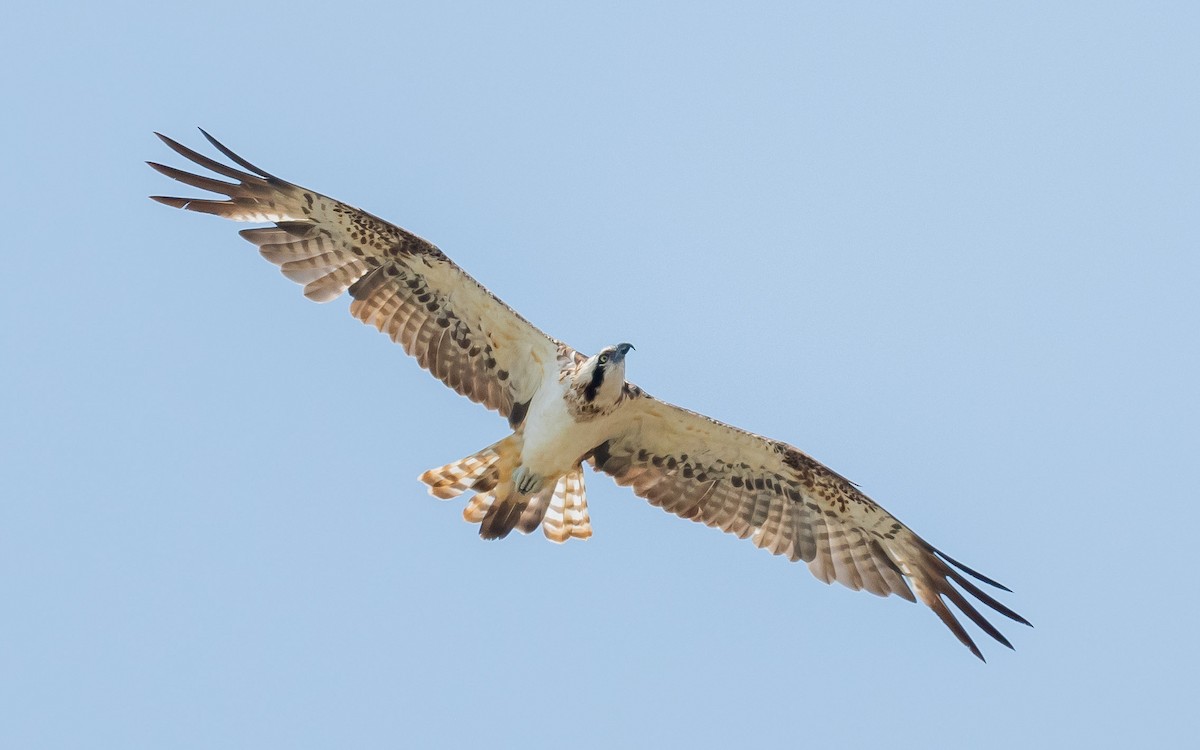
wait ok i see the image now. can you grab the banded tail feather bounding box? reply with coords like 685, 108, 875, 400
419, 440, 507, 500
151, 131, 1026, 661
419, 438, 592, 542
544, 470, 592, 543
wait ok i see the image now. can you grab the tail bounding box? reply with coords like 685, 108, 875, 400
543, 469, 592, 543
418, 440, 507, 499
419, 439, 591, 542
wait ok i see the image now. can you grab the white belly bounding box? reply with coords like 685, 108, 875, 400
519, 377, 615, 477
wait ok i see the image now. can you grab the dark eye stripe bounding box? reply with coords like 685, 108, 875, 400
584, 358, 606, 401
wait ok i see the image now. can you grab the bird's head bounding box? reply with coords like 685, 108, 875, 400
599, 342, 635, 367
580, 342, 635, 404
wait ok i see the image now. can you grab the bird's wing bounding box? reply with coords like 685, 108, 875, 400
149, 131, 566, 425
591, 388, 1029, 660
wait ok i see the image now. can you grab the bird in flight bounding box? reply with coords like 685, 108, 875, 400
150, 130, 1029, 660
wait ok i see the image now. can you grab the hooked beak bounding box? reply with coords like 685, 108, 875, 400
601, 342, 635, 366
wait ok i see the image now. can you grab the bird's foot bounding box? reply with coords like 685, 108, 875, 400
512, 466, 544, 495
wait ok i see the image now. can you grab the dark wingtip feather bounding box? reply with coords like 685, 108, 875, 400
153, 131, 256, 182
904, 540, 1029, 658
928, 594, 986, 661
154, 131, 194, 156
198, 128, 280, 180
147, 161, 238, 195
933, 547, 1012, 592
150, 195, 189, 208
941, 585, 1015, 650
944, 567, 1033, 628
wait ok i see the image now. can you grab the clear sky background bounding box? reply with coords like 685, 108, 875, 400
2, 2, 1197, 748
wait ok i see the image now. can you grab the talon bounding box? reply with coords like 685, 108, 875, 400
512, 467, 543, 495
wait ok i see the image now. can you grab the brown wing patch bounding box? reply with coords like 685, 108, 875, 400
591, 392, 1029, 660
150, 131, 571, 425
346, 263, 512, 414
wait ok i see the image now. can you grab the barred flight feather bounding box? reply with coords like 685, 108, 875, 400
152, 131, 1028, 661
149, 130, 566, 428
592, 391, 1027, 659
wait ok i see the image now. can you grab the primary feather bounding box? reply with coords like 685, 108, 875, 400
151, 130, 1029, 660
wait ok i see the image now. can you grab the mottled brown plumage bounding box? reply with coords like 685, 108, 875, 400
151, 131, 1029, 660
151, 132, 558, 428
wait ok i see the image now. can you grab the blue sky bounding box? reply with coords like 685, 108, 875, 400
2, 1, 1197, 747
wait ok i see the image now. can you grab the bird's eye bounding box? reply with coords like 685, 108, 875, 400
598, 354, 609, 364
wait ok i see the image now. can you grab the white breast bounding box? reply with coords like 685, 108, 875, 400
519, 373, 616, 477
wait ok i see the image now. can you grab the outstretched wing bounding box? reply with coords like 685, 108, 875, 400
149, 131, 565, 425
591, 390, 1030, 660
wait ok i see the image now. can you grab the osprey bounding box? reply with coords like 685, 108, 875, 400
150, 131, 1029, 660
